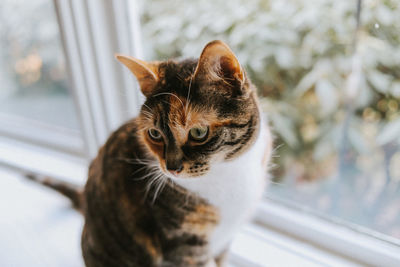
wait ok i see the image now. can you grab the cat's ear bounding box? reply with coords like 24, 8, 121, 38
115, 54, 159, 97
194, 40, 245, 88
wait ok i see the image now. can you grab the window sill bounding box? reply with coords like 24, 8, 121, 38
0, 113, 84, 156
251, 199, 400, 267
0, 136, 87, 185
230, 223, 363, 267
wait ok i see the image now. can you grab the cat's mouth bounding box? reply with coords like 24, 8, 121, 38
158, 161, 210, 179
159, 164, 185, 179
163, 170, 193, 180
162, 169, 209, 180
164, 170, 182, 179
160, 165, 205, 179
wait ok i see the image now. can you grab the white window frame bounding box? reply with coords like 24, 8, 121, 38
55, 0, 144, 158
0, 0, 399, 266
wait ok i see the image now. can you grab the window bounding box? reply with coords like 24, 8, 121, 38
1, 0, 399, 266
0, 0, 83, 154
0, 0, 143, 165
0, 1, 78, 129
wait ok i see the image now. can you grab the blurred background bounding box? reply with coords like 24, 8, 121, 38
0, 0, 399, 265
142, 0, 400, 240
0, 0, 78, 128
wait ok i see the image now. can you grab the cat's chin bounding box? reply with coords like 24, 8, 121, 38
162, 171, 203, 180
164, 172, 188, 180
160, 170, 182, 180
158, 164, 208, 179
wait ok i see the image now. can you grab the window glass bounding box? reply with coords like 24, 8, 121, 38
138, 0, 400, 240
0, 0, 80, 130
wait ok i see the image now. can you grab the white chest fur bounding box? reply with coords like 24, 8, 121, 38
174, 119, 270, 256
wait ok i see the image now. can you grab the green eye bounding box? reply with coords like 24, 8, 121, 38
148, 128, 163, 141
189, 126, 209, 142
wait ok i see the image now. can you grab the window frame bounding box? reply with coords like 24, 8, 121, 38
55, 0, 144, 158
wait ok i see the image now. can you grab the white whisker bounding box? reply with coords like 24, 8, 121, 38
152, 92, 185, 111
185, 74, 194, 117
142, 103, 154, 113
151, 174, 168, 204
145, 172, 165, 203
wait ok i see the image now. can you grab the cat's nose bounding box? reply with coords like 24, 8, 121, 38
165, 143, 183, 175
166, 162, 183, 174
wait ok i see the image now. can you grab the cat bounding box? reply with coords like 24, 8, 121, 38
27, 40, 273, 267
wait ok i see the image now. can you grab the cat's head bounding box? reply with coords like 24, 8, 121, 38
116, 40, 260, 179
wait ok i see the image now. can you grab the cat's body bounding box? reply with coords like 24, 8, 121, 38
27, 41, 272, 267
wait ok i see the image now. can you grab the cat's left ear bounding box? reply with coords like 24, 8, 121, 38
194, 40, 245, 92
115, 54, 159, 97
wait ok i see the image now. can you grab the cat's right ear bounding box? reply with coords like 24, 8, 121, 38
115, 54, 159, 97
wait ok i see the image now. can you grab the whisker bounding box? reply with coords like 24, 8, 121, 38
142, 103, 154, 113
272, 143, 284, 153
142, 110, 154, 119
185, 74, 194, 117
132, 168, 160, 180
269, 180, 286, 186
152, 92, 185, 111
118, 157, 155, 164
131, 165, 150, 176
151, 174, 167, 203
145, 172, 165, 203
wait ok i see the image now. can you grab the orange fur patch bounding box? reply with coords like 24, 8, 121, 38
182, 204, 219, 236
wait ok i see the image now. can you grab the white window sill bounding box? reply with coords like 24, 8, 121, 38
230, 225, 362, 267
252, 200, 400, 267
0, 136, 87, 185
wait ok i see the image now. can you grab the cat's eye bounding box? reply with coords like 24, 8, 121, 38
189, 126, 209, 142
148, 128, 163, 141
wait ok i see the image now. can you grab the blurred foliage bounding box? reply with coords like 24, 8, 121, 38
140, 0, 400, 182
140, 0, 400, 237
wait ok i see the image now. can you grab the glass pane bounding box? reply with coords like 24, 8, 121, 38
138, 0, 400, 240
0, 0, 80, 130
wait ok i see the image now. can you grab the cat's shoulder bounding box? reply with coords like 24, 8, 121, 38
87, 117, 145, 176
100, 118, 144, 154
